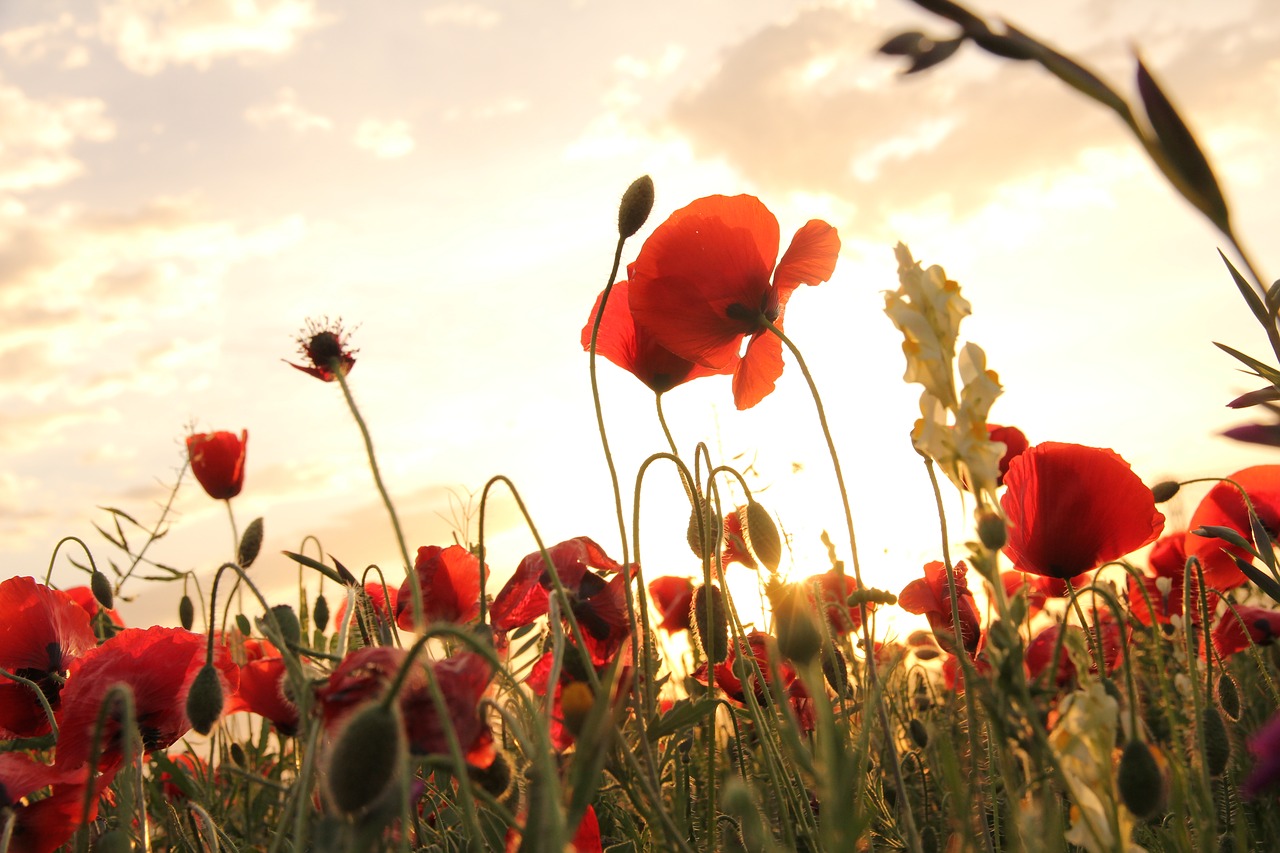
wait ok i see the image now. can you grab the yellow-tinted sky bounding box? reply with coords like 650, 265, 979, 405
3, 0, 1278, 629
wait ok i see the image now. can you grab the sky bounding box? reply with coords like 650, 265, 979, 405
3, 0, 1279, 633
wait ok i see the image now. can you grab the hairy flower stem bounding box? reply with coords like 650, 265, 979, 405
332, 362, 422, 631
762, 318, 921, 852
923, 459, 997, 853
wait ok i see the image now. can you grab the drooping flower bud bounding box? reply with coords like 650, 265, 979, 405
229, 741, 247, 768
314, 594, 330, 633
768, 581, 821, 665
1202, 705, 1231, 777
908, 718, 929, 749
976, 510, 1007, 550
238, 517, 264, 568
1216, 672, 1241, 722
90, 570, 114, 611
1117, 739, 1165, 819
691, 584, 728, 664
744, 502, 782, 572
179, 594, 195, 631
325, 701, 405, 816
264, 604, 302, 648
1151, 480, 1181, 503
617, 175, 655, 239
186, 663, 225, 736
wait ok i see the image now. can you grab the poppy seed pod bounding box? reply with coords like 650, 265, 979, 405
238, 517, 264, 569
314, 594, 330, 633
186, 663, 225, 736
618, 175, 655, 239
691, 584, 729, 664
744, 502, 782, 572
1202, 706, 1231, 777
325, 701, 405, 816
976, 510, 1007, 551
1216, 672, 1241, 722
1117, 739, 1164, 819
265, 604, 301, 648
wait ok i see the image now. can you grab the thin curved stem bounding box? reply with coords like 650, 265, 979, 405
586, 235, 631, 569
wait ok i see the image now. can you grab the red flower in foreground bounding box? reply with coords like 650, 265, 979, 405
648, 575, 695, 634
0, 577, 97, 738
692, 630, 813, 731
186, 430, 247, 500
287, 316, 357, 381
628, 195, 840, 409
1211, 605, 1280, 659
1186, 465, 1280, 590
1127, 532, 1217, 628
583, 279, 733, 395
54, 627, 238, 770
1025, 617, 1125, 687
225, 654, 300, 736
506, 804, 603, 853
1001, 442, 1164, 579
491, 537, 637, 664
0, 753, 113, 853
396, 544, 486, 629
987, 424, 1029, 486
317, 647, 495, 765
898, 561, 981, 657
524, 645, 633, 751
720, 508, 757, 569
63, 585, 125, 630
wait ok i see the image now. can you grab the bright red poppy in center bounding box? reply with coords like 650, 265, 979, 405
627, 195, 840, 409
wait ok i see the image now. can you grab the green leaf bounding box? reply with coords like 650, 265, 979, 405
1214, 342, 1280, 387
1219, 249, 1271, 328
1003, 25, 1131, 120
1250, 510, 1277, 572
649, 697, 717, 740
281, 550, 345, 584
1232, 554, 1280, 604
1136, 58, 1230, 233
1192, 525, 1260, 559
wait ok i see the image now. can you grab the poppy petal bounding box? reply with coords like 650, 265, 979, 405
732, 330, 784, 410
772, 219, 840, 300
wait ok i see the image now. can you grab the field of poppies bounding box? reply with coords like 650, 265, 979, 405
6, 2, 1280, 852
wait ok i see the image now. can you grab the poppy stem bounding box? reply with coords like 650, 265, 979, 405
761, 317, 922, 853
331, 362, 422, 631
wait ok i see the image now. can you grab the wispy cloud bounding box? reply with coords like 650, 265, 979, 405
353, 119, 415, 159
0, 12, 92, 68
245, 87, 334, 133
98, 0, 327, 74
422, 4, 502, 30
0, 74, 114, 192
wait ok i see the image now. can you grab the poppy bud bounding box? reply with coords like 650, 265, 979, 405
744, 502, 782, 572
617, 175, 655, 239
238, 517, 264, 568
561, 681, 594, 739
186, 663, 225, 736
821, 643, 850, 697
93, 829, 134, 853
229, 741, 247, 768
1117, 739, 1164, 819
90, 570, 114, 611
1202, 706, 1231, 777
1151, 481, 1181, 503
314, 594, 330, 633
976, 510, 1007, 551
179, 595, 195, 631
326, 702, 404, 816
691, 584, 729, 664
686, 498, 718, 560
769, 582, 822, 665
1216, 672, 1241, 722
921, 825, 939, 853
908, 718, 929, 749
264, 604, 302, 648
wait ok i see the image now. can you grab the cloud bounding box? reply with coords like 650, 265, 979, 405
0, 12, 93, 68
98, 0, 326, 74
353, 119, 415, 159
662, 5, 1280, 235
422, 4, 502, 30
245, 87, 334, 133
0, 74, 114, 192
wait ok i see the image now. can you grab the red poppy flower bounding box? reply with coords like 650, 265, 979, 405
334, 581, 399, 635
583, 278, 734, 395
1186, 465, 1280, 590
524, 645, 634, 752
1000, 442, 1165, 580
942, 647, 993, 693
898, 561, 981, 657
396, 544, 486, 629
0, 753, 113, 853
1025, 616, 1125, 687
987, 424, 1029, 486
1210, 604, 1280, 659
648, 576, 695, 634
691, 630, 814, 731
505, 804, 604, 853
1126, 532, 1216, 628
0, 577, 97, 738
490, 537, 637, 665
287, 316, 357, 381
720, 508, 758, 569
156, 752, 210, 801
803, 567, 872, 636
225, 655, 300, 736
63, 585, 125, 630
186, 430, 248, 500
627, 195, 840, 410
317, 647, 495, 765
54, 627, 238, 770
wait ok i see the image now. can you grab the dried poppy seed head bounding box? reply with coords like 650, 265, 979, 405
287, 317, 358, 382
